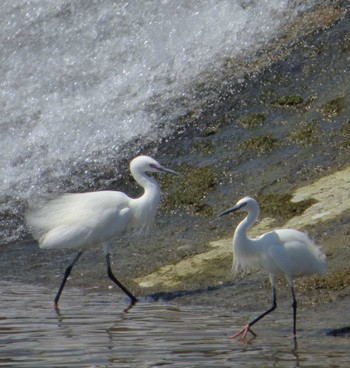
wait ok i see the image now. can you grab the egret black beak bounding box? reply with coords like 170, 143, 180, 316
218, 203, 245, 218
158, 166, 181, 176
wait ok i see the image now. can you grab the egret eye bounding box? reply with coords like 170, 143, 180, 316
237, 201, 247, 210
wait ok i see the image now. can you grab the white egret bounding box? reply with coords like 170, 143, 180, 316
26, 155, 180, 307
218, 196, 327, 340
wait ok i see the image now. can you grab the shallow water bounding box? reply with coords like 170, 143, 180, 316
1, 282, 349, 367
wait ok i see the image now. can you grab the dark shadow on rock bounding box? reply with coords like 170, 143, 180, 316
326, 326, 350, 336
145, 282, 236, 302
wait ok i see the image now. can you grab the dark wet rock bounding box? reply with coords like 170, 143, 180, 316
326, 326, 350, 336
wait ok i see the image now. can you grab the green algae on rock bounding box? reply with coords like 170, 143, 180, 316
238, 134, 279, 155
239, 113, 267, 129
191, 140, 215, 154
159, 164, 217, 215
298, 266, 350, 293
272, 95, 304, 106
286, 120, 320, 147
258, 193, 317, 222
318, 96, 345, 118
201, 121, 222, 136
336, 121, 350, 148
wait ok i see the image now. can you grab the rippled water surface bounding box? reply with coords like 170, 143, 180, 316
1, 282, 350, 367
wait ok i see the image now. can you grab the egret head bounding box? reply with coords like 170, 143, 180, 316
130, 155, 180, 176
218, 196, 259, 217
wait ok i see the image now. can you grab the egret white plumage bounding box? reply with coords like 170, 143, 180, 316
26, 155, 180, 307
218, 196, 327, 340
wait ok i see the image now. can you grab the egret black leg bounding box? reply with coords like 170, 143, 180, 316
231, 286, 277, 339
291, 285, 297, 336
249, 285, 277, 327
105, 253, 137, 304
54, 251, 83, 307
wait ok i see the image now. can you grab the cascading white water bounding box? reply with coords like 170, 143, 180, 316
0, 0, 317, 242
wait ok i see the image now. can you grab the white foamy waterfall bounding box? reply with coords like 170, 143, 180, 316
0, 0, 317, 242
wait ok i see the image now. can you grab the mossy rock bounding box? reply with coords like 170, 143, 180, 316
297, 266, 350, 292
287, 120, 320, 147
258, 193, 317, 222
238, 134, 279, 155
201, 121, 221, 136
338, 120, 350, 135
159, 164, 217, 214
272, 95, 304, 106
318, 96, 345, 118
191, 140, 215, 154
337, 121, 350, 148
239, 113, 267, 129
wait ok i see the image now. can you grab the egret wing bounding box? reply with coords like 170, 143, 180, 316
26, 191, 132, 249
267, 235, 326, 277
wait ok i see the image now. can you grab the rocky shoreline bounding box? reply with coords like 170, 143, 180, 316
1, 3, 350, 334
131, 3, 350, 320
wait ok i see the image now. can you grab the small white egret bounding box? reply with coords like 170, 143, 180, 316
26, 155, 180, 307
218, 196, 327, 340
